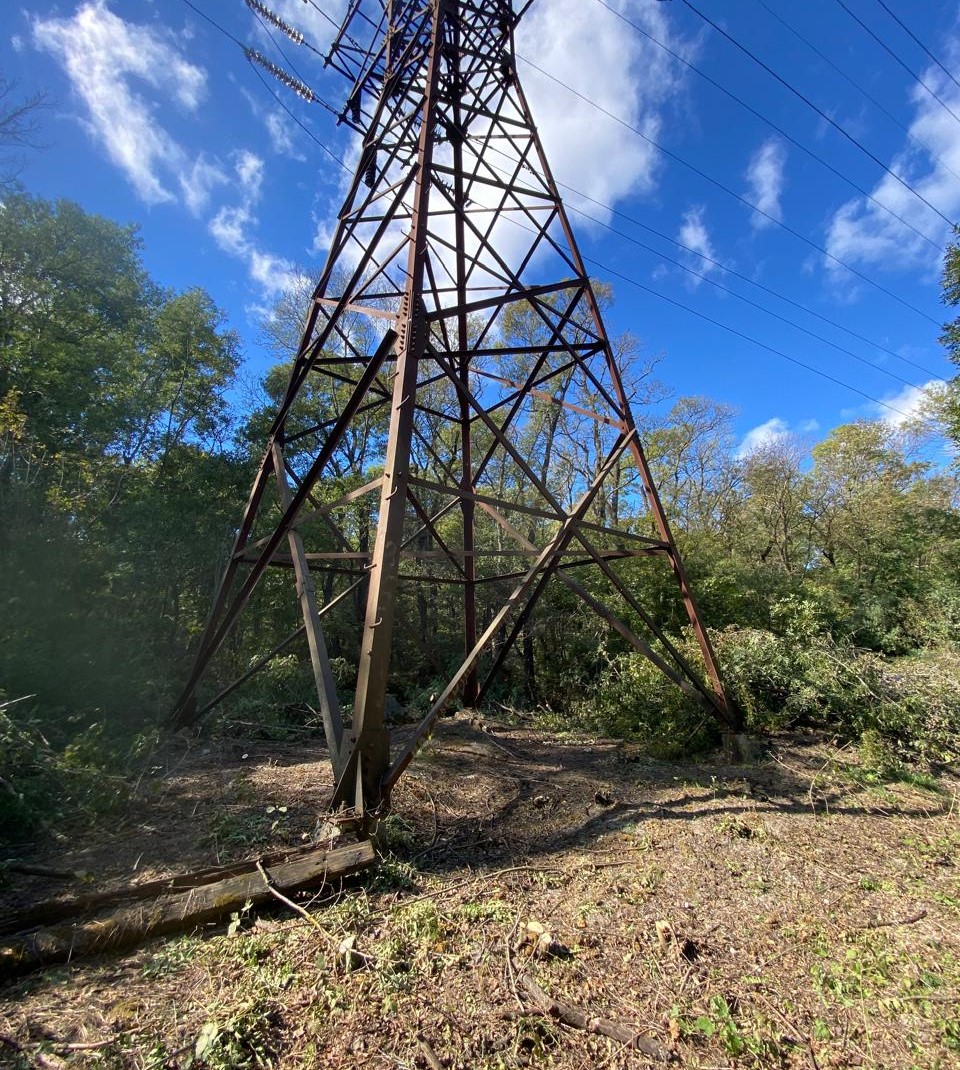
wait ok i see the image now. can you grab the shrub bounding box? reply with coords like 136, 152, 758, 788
581, 636, 719, 758
219, 654, 326, 740
0, 698, 128, 845
580, 627, 960, 764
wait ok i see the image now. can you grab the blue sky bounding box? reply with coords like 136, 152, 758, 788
4, 0, 960, 453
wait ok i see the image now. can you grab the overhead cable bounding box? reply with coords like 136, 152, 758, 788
873, 0, 960, 96
176, 0, 348, 169
515, 53, 942, 327
236, 3, 944, 334
678, 0, 957, 231
496, 212, 919, 423
548, 172, 944, 380
483, 146, 936, 386
754, 0, 960, 185
590, 0, 944, 252
834, 0, 960, 128
588, 250, 920, 422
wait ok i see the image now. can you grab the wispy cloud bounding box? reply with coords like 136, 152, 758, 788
34, 4, 300, 301
736, 416, 818, 457
745, 138, 786, 229
209, 151, 297, 300
240, 88, 307, 161
875, 379, 948, 428
677, 206, 721, 288
824, 45, 960, 277
32, 1, 207, 206
180, 155, 228, 215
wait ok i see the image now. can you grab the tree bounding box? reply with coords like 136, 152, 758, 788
805, 421, 958, 649
731, 438, 808, 573
939, 233, 960, 448
646, 396, 739, 534
0, 77, 46, 190
0, 191, 245, 720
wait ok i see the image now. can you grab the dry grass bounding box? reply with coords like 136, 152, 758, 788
1, 716, 958, 1070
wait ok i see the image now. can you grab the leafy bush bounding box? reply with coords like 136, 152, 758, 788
0, 698, 130, 844
580, 636, 719, 758
219, 654, 326, 740
580, 626, 960, 764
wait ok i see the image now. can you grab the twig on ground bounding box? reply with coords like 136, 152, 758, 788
517, 972, 673, 1062
504, 913, 523, 1009
861, 908, 927, 929
755, 989, 821, 1070
255, 860, 329, 939
416, 1037, 443, 1070
53, 1039, 116, 1053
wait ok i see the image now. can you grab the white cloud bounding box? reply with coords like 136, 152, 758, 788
301, 0, 699, 308
745, 138, 786, 229
266, 110, 303, 159
517, 0, 694, 220
10, 35, 23, 52
875, 379, 947, 428
236, 150, 265, 199
677, 206, 721, 288
209, 152, 297, 300
824, 49, 960, 276
736, 416, 818, 457
179, 154, 228, 216
737, 417, 790, 457
239, 88, 308, 161
32, 1, 207, 206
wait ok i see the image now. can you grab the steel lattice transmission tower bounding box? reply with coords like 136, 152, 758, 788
170, 0, 742, 811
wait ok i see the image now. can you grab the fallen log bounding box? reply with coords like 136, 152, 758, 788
0, 826, 363, 938
0, 840, 376, 980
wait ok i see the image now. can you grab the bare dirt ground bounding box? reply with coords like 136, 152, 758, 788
1, 715, 958, 1070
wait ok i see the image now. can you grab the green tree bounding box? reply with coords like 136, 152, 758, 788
939, 234, 960, 447
0, 192, 245, 723
805, 421, 958, 650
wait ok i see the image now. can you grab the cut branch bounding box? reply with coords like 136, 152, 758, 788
518, 973, 673, 1063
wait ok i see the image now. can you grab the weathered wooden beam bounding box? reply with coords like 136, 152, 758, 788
0, 840, 376, 979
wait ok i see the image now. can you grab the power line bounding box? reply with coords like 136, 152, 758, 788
301, 0, 343, 37
873, 0, 960, 95
497, 211, 919, 422
587, 249, 919, 422
238, 4, 945, 332
677, 0, 956, 232
567, 201, 925, 389
243, 1, 340, 118
590, 0, 943, 252
834, 0, 960, 128
483, 146, 934, 386
247, 63, 350, 172
549, 174, 943, 380
754, 0, 960, 185
515, 53, 942, 327
245, 1, 327, 83
185, 0, 945, 406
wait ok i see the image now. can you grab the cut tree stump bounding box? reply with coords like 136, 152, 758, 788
0, 839, 376, 980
